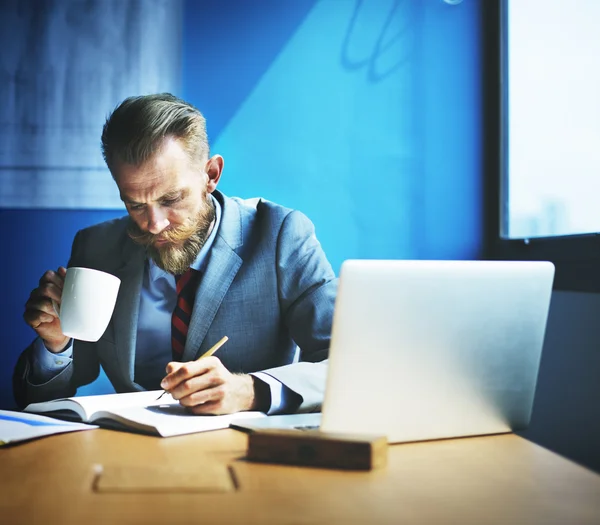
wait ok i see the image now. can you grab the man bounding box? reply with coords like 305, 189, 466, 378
13, 93, 337, 415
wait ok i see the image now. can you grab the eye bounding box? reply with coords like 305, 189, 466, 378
161, 196, 181, 207
128, 203, 145, 211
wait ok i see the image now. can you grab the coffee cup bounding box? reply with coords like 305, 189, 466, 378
54, 267, 121, 342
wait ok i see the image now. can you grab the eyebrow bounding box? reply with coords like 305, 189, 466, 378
120, 188, 190, 205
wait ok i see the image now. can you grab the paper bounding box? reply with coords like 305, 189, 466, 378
101, 403, 266, 437
0, 410, 97, 446
25, 390, 267, 437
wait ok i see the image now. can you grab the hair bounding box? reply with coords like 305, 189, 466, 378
101, 93, 209, 176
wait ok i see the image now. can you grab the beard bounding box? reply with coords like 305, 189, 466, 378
127, 194, 216, 275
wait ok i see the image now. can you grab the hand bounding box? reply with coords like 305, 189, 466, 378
161, 356, 258, 415
23, 267, 70, 353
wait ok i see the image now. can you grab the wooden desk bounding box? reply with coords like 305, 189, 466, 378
2, 429, 600, 524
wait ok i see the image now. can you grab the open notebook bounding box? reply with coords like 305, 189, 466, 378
24, 390, 266, 437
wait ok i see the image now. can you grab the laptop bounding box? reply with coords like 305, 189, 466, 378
230, 259, 555, 443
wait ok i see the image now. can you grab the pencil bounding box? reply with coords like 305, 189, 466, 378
199, 335, 229, 359
156, 336, 229, 400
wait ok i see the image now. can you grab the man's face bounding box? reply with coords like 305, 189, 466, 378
114, 137, 216, 275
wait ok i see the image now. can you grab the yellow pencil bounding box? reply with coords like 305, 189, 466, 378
156, 336, 229, 400
199, 335, 229, 359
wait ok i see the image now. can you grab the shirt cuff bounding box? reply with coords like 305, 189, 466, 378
251, 372, 292, 415
31, 337, 73, 383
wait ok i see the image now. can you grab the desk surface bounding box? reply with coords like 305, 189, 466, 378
2, 429, 600, 525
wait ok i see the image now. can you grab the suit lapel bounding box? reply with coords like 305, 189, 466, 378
112, 241, 145, 384
183, 239, 242, 360
183, 193, 244, 360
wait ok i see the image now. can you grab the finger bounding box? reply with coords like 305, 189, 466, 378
25, 290, 61, 317
161, 362, 185, 390
57, 266, 67, 278
24, 303, 57, 321
162, 356, 221, 390
169, 371, 225, 401
29, 283, 64, 306
164, 361, 185, 375
187, 399, 224, 415
179, 384, 226, 408
25, 296, 59, 318
38, 269, 65, 291
23, 306, 58, 329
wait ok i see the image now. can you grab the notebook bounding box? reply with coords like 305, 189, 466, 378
24, 390, 266, 437
230, 259, 555, 444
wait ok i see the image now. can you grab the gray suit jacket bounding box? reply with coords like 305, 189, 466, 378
13, 191, 338, 411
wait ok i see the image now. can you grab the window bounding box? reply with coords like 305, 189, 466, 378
484, 0, 600, 292
505, 0, 600, 239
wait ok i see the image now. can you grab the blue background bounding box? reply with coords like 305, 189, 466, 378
1, 0, 482, 408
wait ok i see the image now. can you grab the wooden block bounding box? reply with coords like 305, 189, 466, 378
246, 429, 388, 470
93, 463, 235, 493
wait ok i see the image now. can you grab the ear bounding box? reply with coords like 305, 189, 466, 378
205, 155, 224, 193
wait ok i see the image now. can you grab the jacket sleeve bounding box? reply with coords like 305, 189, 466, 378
260, 210, 338, 412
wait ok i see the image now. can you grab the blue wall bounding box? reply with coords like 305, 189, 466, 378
182, 0, 483, 271
1, 0, 483, 409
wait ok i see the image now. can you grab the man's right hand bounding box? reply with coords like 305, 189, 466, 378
23, 266, 70, 353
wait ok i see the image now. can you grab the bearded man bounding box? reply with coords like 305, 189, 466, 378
13, 94, 337, 415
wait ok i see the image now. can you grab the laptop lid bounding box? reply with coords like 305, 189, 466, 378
320, 259, 555, 443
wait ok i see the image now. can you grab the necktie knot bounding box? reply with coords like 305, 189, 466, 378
175, 267, 197, 295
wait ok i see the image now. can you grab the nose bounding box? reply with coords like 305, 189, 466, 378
146, 206, 170, 235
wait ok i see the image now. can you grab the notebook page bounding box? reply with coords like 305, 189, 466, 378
97, 403, 266, 437
73, 390, 172, 420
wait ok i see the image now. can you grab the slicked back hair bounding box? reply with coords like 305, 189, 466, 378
101, 93, 209, 177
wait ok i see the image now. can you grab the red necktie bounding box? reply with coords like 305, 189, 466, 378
171, 268, 201, 361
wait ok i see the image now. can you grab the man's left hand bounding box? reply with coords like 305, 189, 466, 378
160, 356, 258, 414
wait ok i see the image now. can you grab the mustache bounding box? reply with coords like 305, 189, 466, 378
127, 220, 198, 247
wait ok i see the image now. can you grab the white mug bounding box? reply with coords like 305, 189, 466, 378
55, 267, 121, 342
